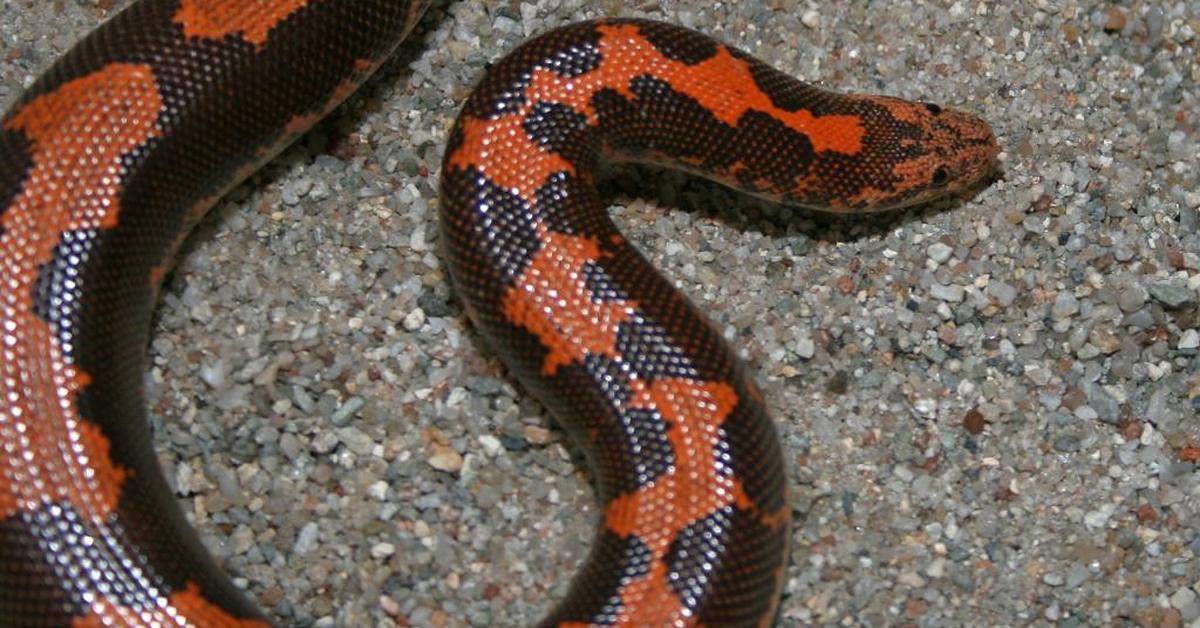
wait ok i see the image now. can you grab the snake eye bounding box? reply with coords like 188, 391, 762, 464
924, 102, 942, 115
932, 166, 949, 186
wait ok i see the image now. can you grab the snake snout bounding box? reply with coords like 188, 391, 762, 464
936, 106, 1001, 191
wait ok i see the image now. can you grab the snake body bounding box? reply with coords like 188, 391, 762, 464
0, 1, 998, 625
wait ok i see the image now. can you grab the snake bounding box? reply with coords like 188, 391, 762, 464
0, 1, 999, 626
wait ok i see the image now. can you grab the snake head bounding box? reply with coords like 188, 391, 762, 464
840, 95, 1001, 212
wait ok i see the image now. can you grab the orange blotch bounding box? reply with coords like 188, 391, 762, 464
0, 370, 130, 520
72, 582, 269, 628
3, 62, 161, 235
502, 227, 634, 375
600, 378, 741, 625
1, 63, 161, 521
445, 22, 863, 205
581, 23, 862, 153
174, 0, 311, 46
446, 115, 578, 202
639, 36, 864, 155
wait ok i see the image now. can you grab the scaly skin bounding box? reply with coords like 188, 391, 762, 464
0, 3, 997, 626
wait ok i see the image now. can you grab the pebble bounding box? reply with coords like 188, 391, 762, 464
1052, 292, 1079, 319
477, 435, 503, 457
930, 283, 964, 303
1172, 587, 1200, 619
403, 307, 427, 331
330, 396, 364, 426
1117, 287, 1148, 312
796, 336, 816, 359
1103, 6, 1127, 32
523, 425, 553, 445
370, 542, 396, 559
925, 558, 946, 579
427, 446, 464, 473
294, 522, 320, 555
336, 427, 375, 456
927, 242, 953, 264
986, 281, 1017, 307
1148, 280, 1196, 308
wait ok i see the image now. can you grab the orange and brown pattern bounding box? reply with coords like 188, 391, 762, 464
0, 1, 428, 625
441, 18, 995, 627
0, 2, 997, 627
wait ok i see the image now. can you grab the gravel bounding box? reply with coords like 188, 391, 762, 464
3, 1, 1198, 626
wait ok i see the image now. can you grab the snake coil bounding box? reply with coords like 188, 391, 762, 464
0, 1, 997, 625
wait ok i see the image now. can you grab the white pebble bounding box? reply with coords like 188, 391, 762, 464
478, 435, 503, 457
927, 242, 954, 264
404, 307, 427, 331
370, 542, 396, 559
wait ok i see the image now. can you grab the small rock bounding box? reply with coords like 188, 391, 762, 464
1052, 291, 1079, 319
1178, 329, 1199, 350
925, 558, 947, 578
294, 522, 320, 555
310, 431, 340, 455
1084, 504, 1113, 528
1117, 286, 1147, 312
478, 435, 503, 457
1086, 385, 1121, 424
1065, 563, 1089, 589
1148, 280, 1196, 308
380, 596, 401, 617
1122, 308, 1155, 330
1025, 364, 1052, 386
279, 433, 302, 459
987, 281, 1018, 307
963, 408, 986, 435
370, 542, 396, 559
428, 445, 464, 472
330, 396, 365, 426
897, 571, 926, 587
404, 307, 427, 331
1054, 435, 1082, 452
523, 425, 553, 445
337, 427, 376, 456
796, 336, 816, 360
1170, 587, 1199, 618
1103, 6, 1126, 33
930, 283, 964, 303
1088, 327, 1121, 354
928, 242, 954, 264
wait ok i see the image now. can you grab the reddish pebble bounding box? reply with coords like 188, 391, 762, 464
963, 408, 986, 435
1103, 7, 1126, 33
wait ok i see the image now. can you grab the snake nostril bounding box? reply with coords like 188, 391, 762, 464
924, 102, 942, 115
